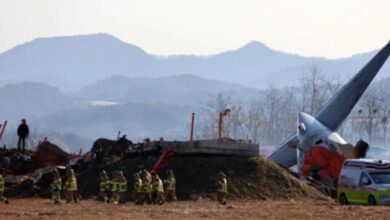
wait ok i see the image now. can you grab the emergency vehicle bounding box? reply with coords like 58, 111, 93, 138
337, 159, 390, 205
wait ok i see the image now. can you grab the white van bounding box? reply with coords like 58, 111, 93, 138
337, 159, 390, 205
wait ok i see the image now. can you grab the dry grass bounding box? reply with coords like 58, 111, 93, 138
0, 198, 389, 220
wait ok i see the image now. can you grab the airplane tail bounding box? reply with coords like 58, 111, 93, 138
316, 41, 390, 130
268, 41, 390, 168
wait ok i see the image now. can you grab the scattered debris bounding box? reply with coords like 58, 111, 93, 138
0, 136, 326, 201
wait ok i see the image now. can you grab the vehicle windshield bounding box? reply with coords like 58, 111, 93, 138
369, 172, 390, 184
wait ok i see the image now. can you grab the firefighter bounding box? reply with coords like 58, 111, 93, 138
99, 170, 110, 203
164, 170, 177, 202
51, 169, 62, 204
151, 173, 165, 205
118, 171, 127, 203
63, 169, 78, 203
216, 171, 227, 205
110, 171, 120, 204
144, 169, 152, 183
0, 174, 9, 204
133, 172, 142, 204
138, 170, 152, 205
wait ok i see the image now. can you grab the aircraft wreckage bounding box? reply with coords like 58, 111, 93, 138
1, 41, 389, 198
268, 41, 390, 184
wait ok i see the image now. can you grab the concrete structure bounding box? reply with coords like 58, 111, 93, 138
165, 138, 259, 156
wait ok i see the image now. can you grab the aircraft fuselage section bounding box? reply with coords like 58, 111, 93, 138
297, 112, 347, 174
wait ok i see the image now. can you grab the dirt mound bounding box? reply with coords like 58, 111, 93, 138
77, 155, 325, 201
35, 141, 70, 166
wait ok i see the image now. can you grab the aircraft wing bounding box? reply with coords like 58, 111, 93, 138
268, 41, 390, 168
267, 134, 298, 167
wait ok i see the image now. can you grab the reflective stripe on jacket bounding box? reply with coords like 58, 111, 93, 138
141, 179, 151, 193
153, 178, 164, 193
100, 179, 110, 192
217, 178, 227, 193
0, 177, 4, 191
134, 178, 142, 193
51, 178, 62, 191
111, 180, 118, 192
119, 178, 127, 193
65, 176, 77, 191
165, 178, 176, 191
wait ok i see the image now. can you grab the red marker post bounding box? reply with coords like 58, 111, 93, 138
190, 112, 195, 143
0, 120, 8, 143
218, 109, 230, 143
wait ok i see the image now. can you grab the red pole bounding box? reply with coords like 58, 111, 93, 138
218, 112, 223, 142
0, 120, 7, 143
190, 113, 195, 142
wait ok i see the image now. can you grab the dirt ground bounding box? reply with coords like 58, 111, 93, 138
0, 198, 389, 220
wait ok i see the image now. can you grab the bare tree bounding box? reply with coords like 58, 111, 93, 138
299, 64, 336, 115
261, 87, 285, 145
359, 87, 380, 143
199, 92, 234, 139
199, 92, 266, 143
197, 65, 348, 148
377, 86, 390, 147
237, 99, 266, 143
228, 103, 244, 140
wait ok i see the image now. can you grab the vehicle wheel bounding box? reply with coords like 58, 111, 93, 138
339, 193, 348, 205
368, 195, 377, 206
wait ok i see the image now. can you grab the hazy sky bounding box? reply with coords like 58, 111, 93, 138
0, 0, 389, 58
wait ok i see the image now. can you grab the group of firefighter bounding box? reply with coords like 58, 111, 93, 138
99, 169, 176, 205
47, 168, 228, 205
51, 168, 78, 204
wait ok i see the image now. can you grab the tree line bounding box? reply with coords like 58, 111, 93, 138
198, 65, 390, 149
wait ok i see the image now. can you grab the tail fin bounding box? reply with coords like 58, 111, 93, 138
316, 41, 390, 130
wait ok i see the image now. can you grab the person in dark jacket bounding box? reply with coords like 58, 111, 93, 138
17, 119, 29, 151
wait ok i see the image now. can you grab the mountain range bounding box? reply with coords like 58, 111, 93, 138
80, 74, 260, 105
1, 33, 390, 151
1, 33, 389, 92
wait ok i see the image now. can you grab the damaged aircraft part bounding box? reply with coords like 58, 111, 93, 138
268, 41, 390, 168
5, 167, 54, 184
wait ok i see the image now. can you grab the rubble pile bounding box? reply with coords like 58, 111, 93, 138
0, 141, 72, 197
1, 137, 326, 201
0, 140, 70, 176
